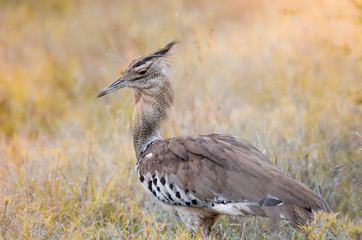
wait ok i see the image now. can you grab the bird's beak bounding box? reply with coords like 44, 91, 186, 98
97, 76, 127, 98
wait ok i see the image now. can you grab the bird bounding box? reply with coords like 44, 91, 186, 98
97, 41, 329, 237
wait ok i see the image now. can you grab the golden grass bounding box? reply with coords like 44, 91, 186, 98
0, 0, 361, 239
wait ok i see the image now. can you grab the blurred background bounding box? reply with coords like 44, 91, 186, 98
0, 0, 361, 239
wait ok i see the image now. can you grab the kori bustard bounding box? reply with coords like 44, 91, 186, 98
97, 41, 328, 236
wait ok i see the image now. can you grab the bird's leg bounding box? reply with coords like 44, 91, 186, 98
177, 211, 219, 239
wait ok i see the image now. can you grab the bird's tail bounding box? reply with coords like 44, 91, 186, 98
263, 201, 329, 229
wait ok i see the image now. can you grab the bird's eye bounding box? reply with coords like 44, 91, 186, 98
138, 69, 147, 75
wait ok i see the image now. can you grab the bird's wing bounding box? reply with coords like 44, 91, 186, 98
137, 134, 325, 211
202, 134, 272, 164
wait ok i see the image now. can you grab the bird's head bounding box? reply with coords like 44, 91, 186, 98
97, 41, 177, 98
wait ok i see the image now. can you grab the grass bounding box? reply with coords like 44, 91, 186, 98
0, 0, 361, 239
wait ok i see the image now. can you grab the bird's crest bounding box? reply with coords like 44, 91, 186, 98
133, 40, 177, 68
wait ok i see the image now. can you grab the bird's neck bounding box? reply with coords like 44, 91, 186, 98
131, 79, 174, 159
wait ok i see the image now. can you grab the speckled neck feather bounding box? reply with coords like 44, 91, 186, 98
132, 75, 174, 159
